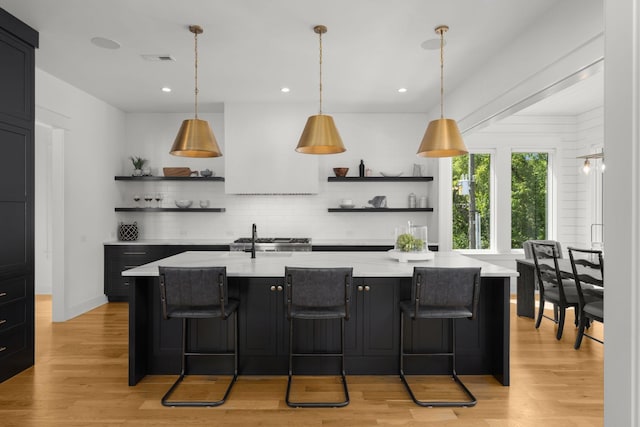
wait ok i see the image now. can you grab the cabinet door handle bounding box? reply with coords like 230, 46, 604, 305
0, 292, 6, 298
123, 251, 147, 255
270, 285, 276, 291
364, 285, 370, 291
0, 319, 6, 326
357, 286, 363, 291
277, 285, 283, 292
0, 347, 6, 352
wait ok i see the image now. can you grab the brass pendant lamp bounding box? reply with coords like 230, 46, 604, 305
296, 25, 346, 154
170, 25, 222, 158
417, 25, 468, 158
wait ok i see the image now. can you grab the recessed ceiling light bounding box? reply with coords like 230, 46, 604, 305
162, 87, 172, 93
90, 36, 121, 50
421, 38, 445, 50
281, 87, 291, 93
398, 88, 407, 93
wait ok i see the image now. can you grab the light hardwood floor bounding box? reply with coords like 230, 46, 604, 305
0, 296, 603, 426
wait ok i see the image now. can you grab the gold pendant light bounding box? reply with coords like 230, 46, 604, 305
170, 25, 222, 158
296, 25, 346, 154
417, 25, 468, 158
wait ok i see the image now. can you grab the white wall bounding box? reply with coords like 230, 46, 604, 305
34, 123, 53, 294
121, 112, 439, 243
36, 69, 126, 321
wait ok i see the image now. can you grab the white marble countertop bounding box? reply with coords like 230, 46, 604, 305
104, 238, 438, 246
122, 251, 518, 278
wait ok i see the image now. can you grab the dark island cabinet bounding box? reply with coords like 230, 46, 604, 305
236, 278, 288, 374
345, 278, 401, 373
0, 9, 38, 383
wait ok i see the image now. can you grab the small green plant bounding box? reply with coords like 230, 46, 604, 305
396, 233, 424, 252
130, 156, 147, 170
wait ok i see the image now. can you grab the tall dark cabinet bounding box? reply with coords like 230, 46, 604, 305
0, 8, 38, 383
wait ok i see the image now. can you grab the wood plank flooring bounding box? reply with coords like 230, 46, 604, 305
0, 296, 603, 426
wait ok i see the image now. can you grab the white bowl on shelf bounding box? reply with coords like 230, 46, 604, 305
175, 200, 193, 208
339, 204, 356, 209
380, 171, 403, 177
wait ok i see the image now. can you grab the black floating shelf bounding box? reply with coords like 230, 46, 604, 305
327, 176, 433, 182
115, 207, 226, 212
327, 208, 433, 212
115, 176, 224, 181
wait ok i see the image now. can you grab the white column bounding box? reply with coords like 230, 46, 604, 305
604, 0, 640, 425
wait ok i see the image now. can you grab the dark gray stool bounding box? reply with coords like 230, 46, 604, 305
400, 266, 481, 407
158, 266, 239, 407
284, 266, 353, 408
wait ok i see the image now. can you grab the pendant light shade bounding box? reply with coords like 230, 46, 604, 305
171, 118, 221, 157
296, 25, 345, 154
170, 25, 222, 158
417, 25, 467, 158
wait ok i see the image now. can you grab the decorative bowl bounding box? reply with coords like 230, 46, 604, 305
340, 204, 356, 209
333, 167, 349, 177
175, 200, 193, 208
380, 171, 403, 177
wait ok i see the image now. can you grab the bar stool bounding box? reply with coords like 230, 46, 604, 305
284, 266, 353, 408
158, 266, 239, 407
399, 266, 481, 407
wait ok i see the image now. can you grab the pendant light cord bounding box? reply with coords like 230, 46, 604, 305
194, 30, 199, 119
318, 29, 323, 115
439, 27, 444, 119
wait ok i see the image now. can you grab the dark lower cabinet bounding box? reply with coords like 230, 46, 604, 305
0, 9, 38, 384
104, 244, 230, 302
104, 246, 164, 302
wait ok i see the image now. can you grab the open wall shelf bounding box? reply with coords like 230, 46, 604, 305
328, 176, 433, 182
327, 208, 433, 212
115, 176, 224, 181
115, 207, 226, 212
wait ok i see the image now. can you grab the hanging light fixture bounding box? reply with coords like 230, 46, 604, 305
170, 25, 222, 157
577, 150, 604, 174
296, 25, 346, 154
417, 25, 468, 158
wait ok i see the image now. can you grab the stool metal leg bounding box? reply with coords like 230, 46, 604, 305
286, 317, 349, 408
162, 313, 238, 407
399, 313, 477, 407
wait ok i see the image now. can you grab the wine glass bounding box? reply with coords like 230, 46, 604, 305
144, 194, 153, 208
155, 193, 163, 208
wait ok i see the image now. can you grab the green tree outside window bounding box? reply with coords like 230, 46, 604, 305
452, 154, 491, 249
511, 152, 548, 248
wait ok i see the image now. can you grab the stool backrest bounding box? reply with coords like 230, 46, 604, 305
412, 267, 481, 319
158, 266, 228, 319
285, 267, 353, 319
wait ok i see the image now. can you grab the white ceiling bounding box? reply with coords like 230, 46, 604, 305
2, 0, 597, 115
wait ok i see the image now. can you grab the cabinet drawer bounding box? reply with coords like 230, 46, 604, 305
0, 277, 27, 306
0, 325, 27, 360
0, 301, 26, 332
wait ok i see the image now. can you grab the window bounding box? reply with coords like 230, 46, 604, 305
452, 153, 491, 249
511, 152, 548, 249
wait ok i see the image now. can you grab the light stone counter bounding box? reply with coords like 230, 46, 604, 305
122, 250, 518, 278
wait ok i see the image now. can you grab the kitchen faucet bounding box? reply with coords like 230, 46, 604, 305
251, 223, 257, 259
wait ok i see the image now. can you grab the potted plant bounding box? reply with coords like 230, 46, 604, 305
130, 156, 147, 176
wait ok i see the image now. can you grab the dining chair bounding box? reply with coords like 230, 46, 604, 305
531, 242, 581, 340
567, 247, 604, 349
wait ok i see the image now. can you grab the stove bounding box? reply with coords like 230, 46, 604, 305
230, 237, 312, 252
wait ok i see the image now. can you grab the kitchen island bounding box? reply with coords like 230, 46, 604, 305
123, 251, 517, 387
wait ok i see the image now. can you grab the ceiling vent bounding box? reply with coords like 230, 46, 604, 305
141, 54, 176, 62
